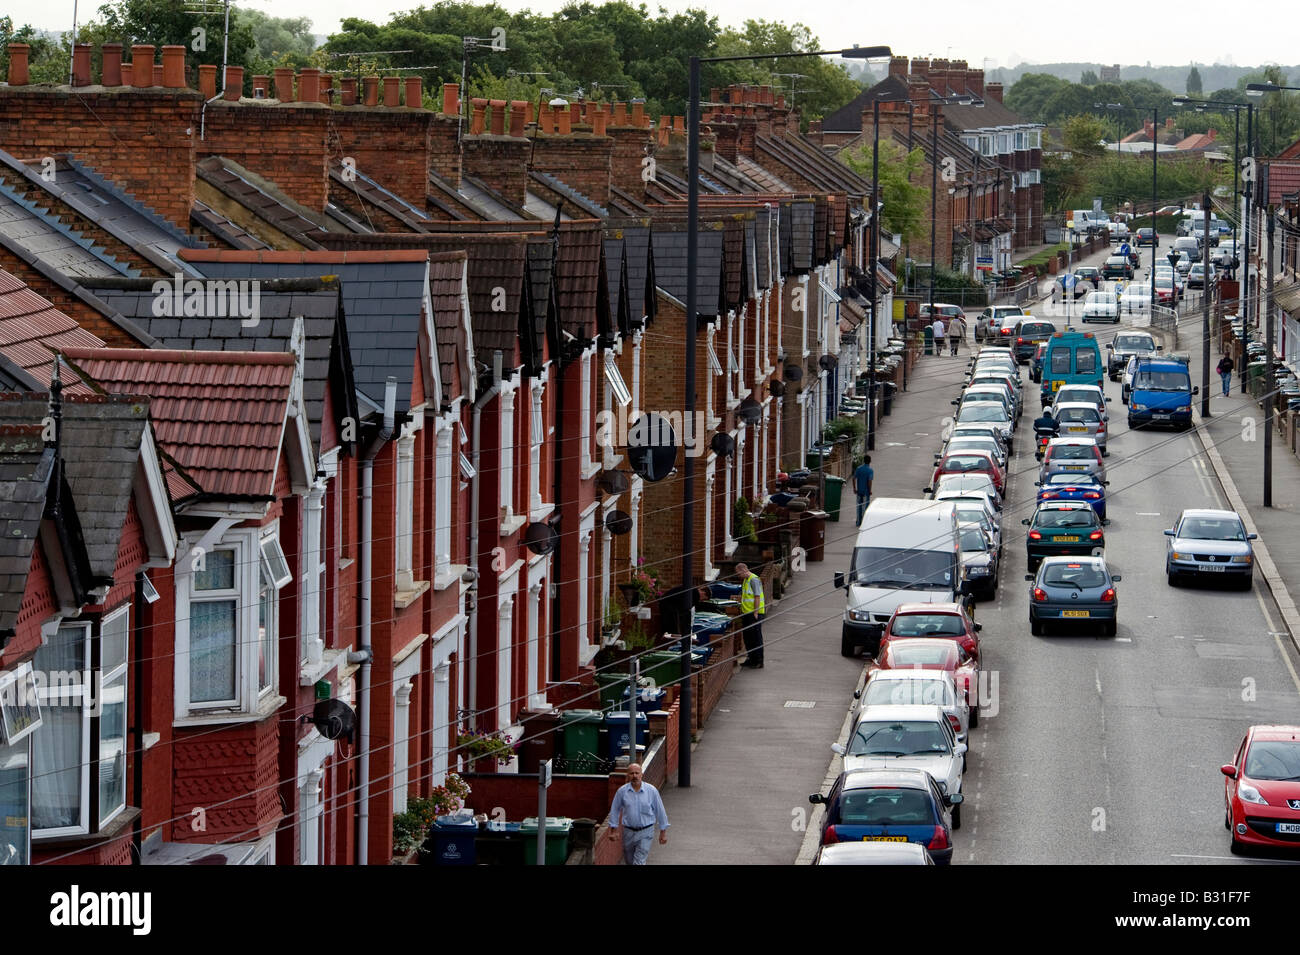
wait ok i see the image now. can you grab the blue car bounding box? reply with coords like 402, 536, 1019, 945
1026, 556, 1122, 637
809, 768, 959, 865
1036, 472, 1108, 520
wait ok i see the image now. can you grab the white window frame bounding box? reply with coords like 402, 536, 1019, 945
392, 681, 413, 814
530, 381, 544, 512
0, 741, 30, 865
175, 525, 291, 721
580, 352, 594, 476
31, 621, 91, 838
395, 428, 416, 593
436, 421, 453, 582
604, 351, 631, 408
499, 387, 516, 517
703, 464, 717, 580
997, 133, 1010, 154
707, 341, 723, 376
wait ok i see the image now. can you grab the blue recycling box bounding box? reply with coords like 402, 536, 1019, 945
605, 711, 649, 759
427, 810, 478, 865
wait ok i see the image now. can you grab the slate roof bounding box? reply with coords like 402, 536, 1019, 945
0, 150, 205, 276
530, 171, 610, 218
0, 172, 138, 279
0, 393, 149, 581
177, 248, 431, 414
651, 223, 726, 317
603, 231, 628, 333
820, 74, 911, 133
524, 240, 554, 369
75, 275, 354, 454
753, 205, 773, 289
427, 251, 472, 404
329, 161, 435, 233
788, 199, 816, 272
0, 268, 106, 395
61, 347, 295, 503
195, 156, 338, 249
0, 424, 53, 636
190, 200, 272, 251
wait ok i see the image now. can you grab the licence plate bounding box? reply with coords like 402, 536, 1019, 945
1153, 413, 1170, 420
1056, 536, 1080, 542
1052, 381, 1063, 391
1068, 426, 1088, 433
862, 836, 909, 842
1062, 610, 1091, 617
1277, 823, 1300, 834
1202, 564, 1226, 573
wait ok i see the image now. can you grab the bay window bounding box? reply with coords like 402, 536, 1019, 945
0, 740, 28, 864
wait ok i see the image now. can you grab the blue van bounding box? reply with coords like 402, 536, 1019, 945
1039, 331, 1105, 406
1126, 355, 1197, 430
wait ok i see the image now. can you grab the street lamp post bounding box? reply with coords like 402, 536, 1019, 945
684, 44, 890, 786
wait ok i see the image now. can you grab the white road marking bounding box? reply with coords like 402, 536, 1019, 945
783, 700, 816, 709
1136, 512, 1161, 516
1115, 637, 1132, 643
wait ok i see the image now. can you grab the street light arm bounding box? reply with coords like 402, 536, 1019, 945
697, 45, 890, 65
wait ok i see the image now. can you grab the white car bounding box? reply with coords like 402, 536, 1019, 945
1081, 290, 1119, 323
855, 670, 971, 743
1121, 283, 1153, 314
1050, 384, 1110, 421
833, 704, 967, 826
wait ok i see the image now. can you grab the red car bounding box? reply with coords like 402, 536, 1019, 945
869, 637, 979, 710
1222, 725, 1300, 855
930, 450, 1005, 496
883, 603, 982, 662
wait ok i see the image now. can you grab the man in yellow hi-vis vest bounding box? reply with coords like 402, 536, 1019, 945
736, 562, 766, 669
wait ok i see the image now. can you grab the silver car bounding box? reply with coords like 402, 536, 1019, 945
1081, 290, 1120, 323
1053, 401, 1108, 454
1050, 384, 1109, 421
1165, 508, 1257, 589
939, 435, 1007, 471
856, 669, 971, 743
946, 496, 1002, 559
954, 401, 1014, 450
1038, 436, 1107, 485
928, 472, 1003, 509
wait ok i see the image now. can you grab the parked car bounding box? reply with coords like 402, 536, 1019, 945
809, 768, 958, 863
1152, 272, 1180, 305
938, 434, 1007, 471
1071, 267, 1100, 297
857, 669, 971, 742
1053, 401, 1108, 454
1022, 500, 1106, 570
948, 496, 1003, 559
1036, 472, 1108, 520
812, 840, 936, 865
1026, 556, 1121, 636
1081, 290, 1120, 323
1051, 384, 1110, 421
1100, 256, 1134, 281
1110, 220, 1130, 239
931, 451, 1005, 496
1165, 508, 1257, 588
881, 602, 983, 664
1135, 227, 1157, 247
1038, 436, 1107, 483
953, 401, 1014, 450
1120, 283, 1153, 315
832, 705, 967, 829
1107, 331, 1158, 379
1221, 725, 1300, 856
981, 305, 1027, 343
1011, 319, 1058, 363
1030, 342, 1048, 383
1187, 262, 1216, 289
957, 522, 1000, 600
928, 472, 1003, 509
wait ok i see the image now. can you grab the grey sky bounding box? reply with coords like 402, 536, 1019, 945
9, 0, 1294, 69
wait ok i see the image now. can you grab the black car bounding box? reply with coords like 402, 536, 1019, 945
1101, 255, 1134, 280
1106, 331, 1158, 380
1030, 342, 1048, 383
1135, 227, 1156, 247
1072, 268, 1101, 298
1011, 319, 1058, 363
809, 768, 959, 864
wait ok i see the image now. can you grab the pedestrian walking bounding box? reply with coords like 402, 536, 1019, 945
948, 314, 965, 356
1217, 354, 1235, 397
853, 455, 874, 526
930, 317, 945, 355
735, 562, 766, 668
607, 763, 669, 865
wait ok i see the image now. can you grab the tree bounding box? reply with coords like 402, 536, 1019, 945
1005, 72, 1072, 123
1186, 66, 1202, 95
839, 139, 929, 245
1080, 69, 1098, 86
1063, 114, 1108, 158
712, 19, 859, 123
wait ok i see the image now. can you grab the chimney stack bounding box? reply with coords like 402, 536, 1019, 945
5, 43, 29, 86
631, 100, 645, 127
223, 65, 242, 101
985, 82, 1003, 104
966, 68, 984, 98
274, 69, 294, 101
442, 83, 459, 116
889, 55, 909, 78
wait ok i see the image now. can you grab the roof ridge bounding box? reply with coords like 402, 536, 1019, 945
179, 247, 430, 264
60, 346, 296, 366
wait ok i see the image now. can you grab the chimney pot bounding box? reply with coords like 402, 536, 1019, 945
509, 99, 527, 136
101, 43, 122, 86
405, 76, 423, 108
568, 102, 581, 127
120, 62, 133, 85
592, 103, 608, 137
223, 65, 243, 100
340, 77, 357, 106
442, 82, 459, 116
557, 105, 572, 135
296, 68, 320, 103
152, 63, 165, 87
131, 45, 155, 87
380, 76, 398, 107
673, 115, 685, 134
613, 102, 628, 126
319, 74, 332, 104
363, 75, 379, 107
631, 101, 645, 127
6, 43, 29, 86
274, 68, 294, 101
198, 63, 217, 100
72, 44, 92, 87
489, 98, 507, 134
161, 45, 185, 88
470, 100, 486, 135
251, 74, 270, 98
524, 101, 534, 127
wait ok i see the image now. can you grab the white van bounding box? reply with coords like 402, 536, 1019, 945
1070, 210, 1105, 235
835, 498, 962, 657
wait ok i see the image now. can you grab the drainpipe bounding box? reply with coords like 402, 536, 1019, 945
467, 352, 504, 722
352, 377, 397, 865
131, 571, 146, 864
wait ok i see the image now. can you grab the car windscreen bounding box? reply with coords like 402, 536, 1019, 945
957, 405, 1006, 423
954, 507, 992, 529
942, 455, 994, 473
1048, 444, 1096, 460
1242, 741, 1300, 781
1042, 563, 1107, 587
864, 678, 956, 709
1115, 336, 1154, 351
959, 527, 988, 551
1036, 508, 1097, 528
1089, 293, 1117, 303
1025, 323, 1055, 336
1058, 407, 1099, 423
1133, 370, 1189, 391
1178, 517, 1245, 541
838, 788, 936, 824
847, 720, 952, 757
889, 613, 967, 637
936, 475, 995, 494
1046, 473, 1097, 486
852, 547, 953, 590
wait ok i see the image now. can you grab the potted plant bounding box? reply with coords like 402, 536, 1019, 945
733, 497, 757, 544
602, 596, 623, 642
623, 618, 655, 651
456, 725, 516, 769
628, 557, 665, 606
392, 773, 472, 861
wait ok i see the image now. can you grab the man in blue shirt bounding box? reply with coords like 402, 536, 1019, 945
607, 763, 669, 864
853, 455, 874, 525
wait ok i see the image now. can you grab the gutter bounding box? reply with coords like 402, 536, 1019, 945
467, 352, 505, 721
352, 377, 397, 865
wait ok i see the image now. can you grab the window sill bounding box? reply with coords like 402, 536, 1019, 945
581, 461, 602, 480
708, 416, 722, 431
723, 539, 739, 558
435, 564, 467, 592
299, 647, 345, 687
394, 579, 430, 610
705, 566, 720, 582
579, 641, 602, 666
143, 732, 161, 751
175, 693, 286, 729
529, 502, 555, 524
501, 513, 528, 537
34, 806, 140, 848
338, 557, 355, 572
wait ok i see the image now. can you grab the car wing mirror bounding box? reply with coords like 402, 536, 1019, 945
1220, 765, 1238, 779
1248, 533, 1258, 540
946, 792, 964, 806
974, 623, 983, 632
808, 792, 826, 804
1024, 574, 1034, 581
830, 742, 846, 757
834, 572, 846, 590
955, 743, 968, 757
1021, 519, 1030, 525
852, 688, 862, 700
1163, 529, 1175, 536
1111, 575, 1122, 582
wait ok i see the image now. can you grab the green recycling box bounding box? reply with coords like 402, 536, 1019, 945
521, 816, 573, 865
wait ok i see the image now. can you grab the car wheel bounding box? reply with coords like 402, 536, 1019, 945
1167, 570, 1179, 587
1103, 619, 1117, 637
952, 803, 962, 830
1224, 806, 1231, 831
1030, 617, 1043, 636
1229, 834, 1245, 856
1240, 574, 1253, 591
1101, 447, 1109, 457
840, 628, 857, 658
969, 703, 980, 728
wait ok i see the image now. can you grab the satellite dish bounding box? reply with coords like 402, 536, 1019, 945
769, 379, 786, 397
596, 469, 630, 495
783, 363, 803, 382
313, 699, 356, 742
605, 510, 633, 535
818, 354, 837, 372
524, 521, 559, 555
627, 413, 677, 481
737, 396, 762, 425
711, 432, 735, 457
